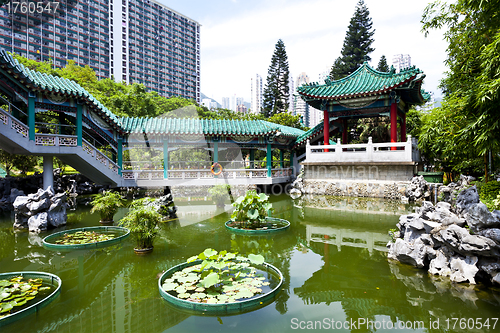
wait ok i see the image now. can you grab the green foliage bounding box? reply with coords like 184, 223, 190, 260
376, 55, 389, 72
262, 39, 290, 117
405, 108, 422, 139
474, 181, 500, 210
208, 184, 230, 208
422, 0, 500, 179
0, 276, 50, 318
267, 112, 307, 130
329, 0, 375, 80
354, 117, 389, 143
0, 150, 38, 176
119, 205, 161, 249
186, 248, 265, 290
90, 191, 126, 222
230, 190, 274, 227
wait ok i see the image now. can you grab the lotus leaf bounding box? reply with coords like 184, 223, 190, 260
234, 289, 254, 299
206, 297, 217, 304
200, 272, 219, 288
177, 293, 190, 299
195, 287, 205, 292
162, 282, 178, 291
175, 286, 187, 294
248, 254, 265, 265
203, 248, 217, 258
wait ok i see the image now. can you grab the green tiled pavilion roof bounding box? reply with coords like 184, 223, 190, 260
294, 122, 336, 148
297, 62, 427, 102
119, 116, 306, 139
0, 49, 123, 131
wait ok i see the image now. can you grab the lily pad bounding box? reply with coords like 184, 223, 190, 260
162, 282, 178, 291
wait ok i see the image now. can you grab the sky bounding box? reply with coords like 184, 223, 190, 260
158, 0, 448, 105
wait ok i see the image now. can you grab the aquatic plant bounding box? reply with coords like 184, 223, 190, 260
90, 191, 126, 223
119, 205, 161, 250
230, 190, 274, 229
161, 249, 270, 304
54, 231, 116, 245
0, 276, 51, 318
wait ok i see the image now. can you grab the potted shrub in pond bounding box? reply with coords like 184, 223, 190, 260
208, 184, 230, 209
225, 190, 290, 233
119, 203, 162, 254
90, 191, 126, 224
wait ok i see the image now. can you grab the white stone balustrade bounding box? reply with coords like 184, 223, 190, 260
305, 135, 419, 163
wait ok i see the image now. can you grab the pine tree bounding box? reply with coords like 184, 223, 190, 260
262, 39, 290, 117
329, 0, 375, 80
377, 55, 389, 72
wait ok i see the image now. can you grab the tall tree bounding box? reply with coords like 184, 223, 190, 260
422, 0, 500, 180
376, 55, 389, 72
262, 39, 290, 117
329, 0, 375, 80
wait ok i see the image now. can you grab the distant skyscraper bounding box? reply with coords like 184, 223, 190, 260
392, 54, 411, 72
237, 104, 247, 113
0, 0, 201, 102
296, 72, 310, 87
288, 74, 295, 114
251, 74, 263, 114
293, 72, 322, 127
222, 97, 230, 110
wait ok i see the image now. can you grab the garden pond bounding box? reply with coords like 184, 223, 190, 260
1, 194, 500, 332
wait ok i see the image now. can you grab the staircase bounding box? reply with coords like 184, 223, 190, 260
0, 107, 127, 186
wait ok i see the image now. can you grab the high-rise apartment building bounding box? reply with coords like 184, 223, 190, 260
250, 74, 262, 114
0, 0, 200, 102
392, 54, 411, 73
294, 72, 322, 128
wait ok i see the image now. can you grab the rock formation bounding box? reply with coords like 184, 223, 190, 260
13, 186, 67, 233
388, 185, 500, 285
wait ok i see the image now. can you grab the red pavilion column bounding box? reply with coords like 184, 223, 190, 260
390, 101, 398, 150
323, 110, 329, 152
342, 118, 348, 144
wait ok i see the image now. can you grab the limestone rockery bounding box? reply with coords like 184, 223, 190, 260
388, 185, 500, 285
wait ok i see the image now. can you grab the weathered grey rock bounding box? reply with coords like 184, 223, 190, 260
28, 212, 48, 233
429, 247, 453, 277
405, 176, 428, 201
422, 220, 441, 234
48, 209, 66, 228
9, 188, 25, 204
13, 195, 30, 211
449, 255, 478, 284
438, 224, 470, 250
459, 234, 499, 257
387, 238, 434, 268
27, 197, 50, 214
13, 214, 29, 229
289, 188, 302, 199
466, 203, 500, 232
478, 228, 500, 244
456, 185, 480, 216
478, 258, 500, 283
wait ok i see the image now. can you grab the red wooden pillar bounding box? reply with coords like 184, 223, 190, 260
400, 112, 407, 142
390, 101, 397, 150
323, 110, 329, 152
342, 118, 348, 144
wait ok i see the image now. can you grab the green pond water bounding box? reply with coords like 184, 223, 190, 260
1, 194, 500, 333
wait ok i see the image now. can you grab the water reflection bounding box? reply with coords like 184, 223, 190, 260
1, 195, 499, 333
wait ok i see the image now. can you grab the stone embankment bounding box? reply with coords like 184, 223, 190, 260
13, 186, 67, 233
388, 185, 500, 285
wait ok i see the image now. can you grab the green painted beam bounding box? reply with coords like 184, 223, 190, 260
76, 104, 82, 146
267, 143, 272, 177
163, 140, 168, 179
28, 96, 35, 141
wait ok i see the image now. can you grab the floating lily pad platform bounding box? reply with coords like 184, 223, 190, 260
0, 272, 62, 328
158, 259, 283, 315
225, 217, 290, 235
43, 226, 130, 250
